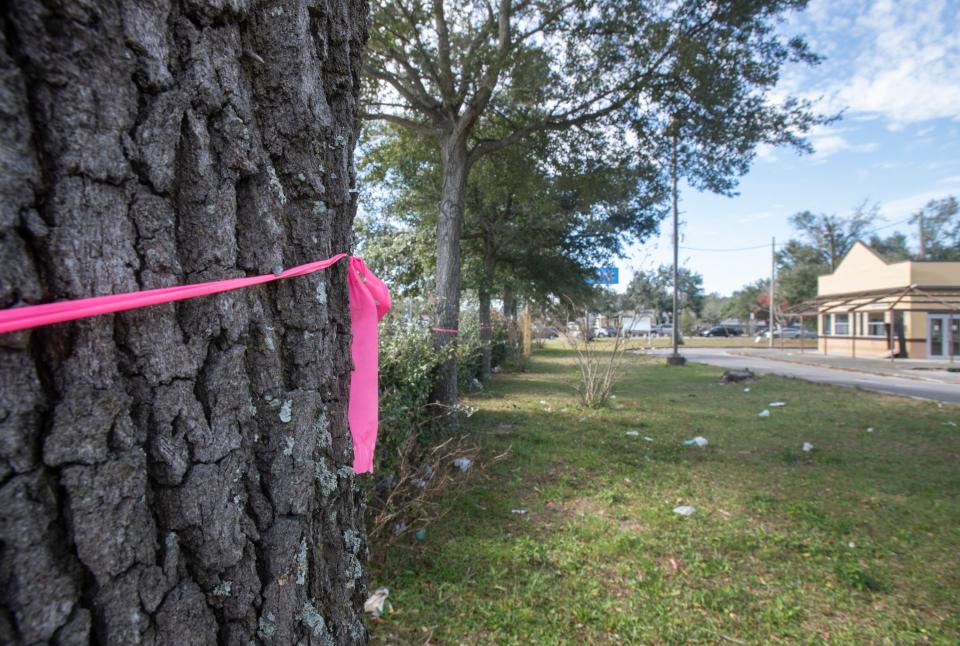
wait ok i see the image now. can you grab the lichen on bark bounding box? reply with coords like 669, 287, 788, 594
0, 0, 371, 643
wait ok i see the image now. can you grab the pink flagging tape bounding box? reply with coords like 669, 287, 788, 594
431, 327, 459, 334
0, 253, 391, 474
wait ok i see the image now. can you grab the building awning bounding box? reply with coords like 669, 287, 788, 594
783, 285, 960, 317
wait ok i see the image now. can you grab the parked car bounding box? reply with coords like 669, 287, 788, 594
593, 326, 618, 338
654, 324, 674, 337
763, 326, 817, 339
533, 325, 560, 339
701, 325, 741, 337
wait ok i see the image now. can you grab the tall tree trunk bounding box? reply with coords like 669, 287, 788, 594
429, 133, 468, 431
502, 283, 519, 353
0, 2, 369, 645
478, 230, 496, 381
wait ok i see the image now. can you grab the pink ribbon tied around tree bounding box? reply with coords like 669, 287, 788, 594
0, 253, 391, 474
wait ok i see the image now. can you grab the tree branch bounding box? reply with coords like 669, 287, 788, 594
360, 111, 437, 136
468, 6, 715, 164
460, 0, 512, 135
433, 0, 458, 104
363, 62, 443, 118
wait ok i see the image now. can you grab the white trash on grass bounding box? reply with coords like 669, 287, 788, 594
802, 442, 814, 452
364, 588, 390, 618
743, 387, 751, 393
452, 457, 473, 471
511, 508, 527, 515
625, 431, 640, 437
683, 436, 708, 447
673, 505, 696, 516
643, 436, 654, 442
769, 402, 786, 407
758, 409, 770, 418
866, 427, 875, 433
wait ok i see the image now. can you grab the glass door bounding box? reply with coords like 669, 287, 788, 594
951, 317, 960, 357
928, 315, 960, 359
930, 317, 944, 357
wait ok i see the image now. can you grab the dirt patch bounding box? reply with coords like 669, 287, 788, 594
549, 496, 607, 518
617, 517, 644, 534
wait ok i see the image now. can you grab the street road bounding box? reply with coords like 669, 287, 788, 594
650, 348, 960, 404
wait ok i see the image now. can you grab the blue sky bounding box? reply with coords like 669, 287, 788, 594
620, 0, 960, 296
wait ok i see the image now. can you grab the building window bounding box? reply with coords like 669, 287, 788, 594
822, 314, 832, 336
866, 312, 885, 337
835, 313, 850, 336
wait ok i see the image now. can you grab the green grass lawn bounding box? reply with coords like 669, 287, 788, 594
368, 346, 960, 645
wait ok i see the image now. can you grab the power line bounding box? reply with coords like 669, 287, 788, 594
679, 243, 770, 252
676, 214, 917, 255
679, 216, 915, 253
867, 216, 912, 233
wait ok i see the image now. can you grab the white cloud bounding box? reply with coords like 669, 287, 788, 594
806, 125, 879, 161
880, 187, 959, 220
784, 0, 960, 127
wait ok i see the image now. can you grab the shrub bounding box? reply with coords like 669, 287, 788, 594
364, 305, 514, 547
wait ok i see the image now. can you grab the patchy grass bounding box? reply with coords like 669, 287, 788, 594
368, 346, 960, 645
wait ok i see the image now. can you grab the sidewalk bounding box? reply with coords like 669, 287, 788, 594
728, 348, 960, 385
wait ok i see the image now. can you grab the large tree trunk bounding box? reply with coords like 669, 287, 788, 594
428, 133, 468, 431
0, 2, 369, 644
502, 283, 519, 353
478, 231, 496, 381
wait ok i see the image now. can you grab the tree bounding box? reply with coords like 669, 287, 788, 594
625, 265, 704, 322
463, 131, 661, 378
776, 202, 877, 306
360, 124, 664, 380
722, 279, 769, 322
868, 232, 912, 262
913, 196, 960, 260
364, 0, 825, 428
701, 293, 729, 325
788, 203, 875, 271
1, 3, 369, 644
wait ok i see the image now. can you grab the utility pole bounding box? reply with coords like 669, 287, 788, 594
769, 236, 775, 349
668, 127, 685, 366
918, 210, 925, 259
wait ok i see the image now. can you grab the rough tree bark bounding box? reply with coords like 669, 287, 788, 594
477, 231, 496, 382
0, 1, 369, 644
428, 132, 469, 431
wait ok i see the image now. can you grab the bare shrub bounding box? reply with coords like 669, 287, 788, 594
564, 314, 631, 408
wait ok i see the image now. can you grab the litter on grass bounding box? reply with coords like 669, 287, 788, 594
643, 436, 654, 442
452, 457, 473, 471
769, 402, 786, 407
364, 588, 390, 618
511, 508, 527, 515
743, 387, 751, 392
866, 427, 875, 433
946, 421, 958, 427
673, 505, 696, 516
683, 436, 708, 447
625, 431, 640, 437
414, 529, 427, 540
758, 409, 770, 417
802, 442, 814, 452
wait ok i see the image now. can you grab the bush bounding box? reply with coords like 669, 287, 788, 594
364, 306, 514, 547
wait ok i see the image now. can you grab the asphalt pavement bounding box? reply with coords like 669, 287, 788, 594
648, 348, 960, 404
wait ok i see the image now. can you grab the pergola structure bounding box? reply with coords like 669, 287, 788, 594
783, 285, 960, 360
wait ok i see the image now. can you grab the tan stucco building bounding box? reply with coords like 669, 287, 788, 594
813, 242, 960, 360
